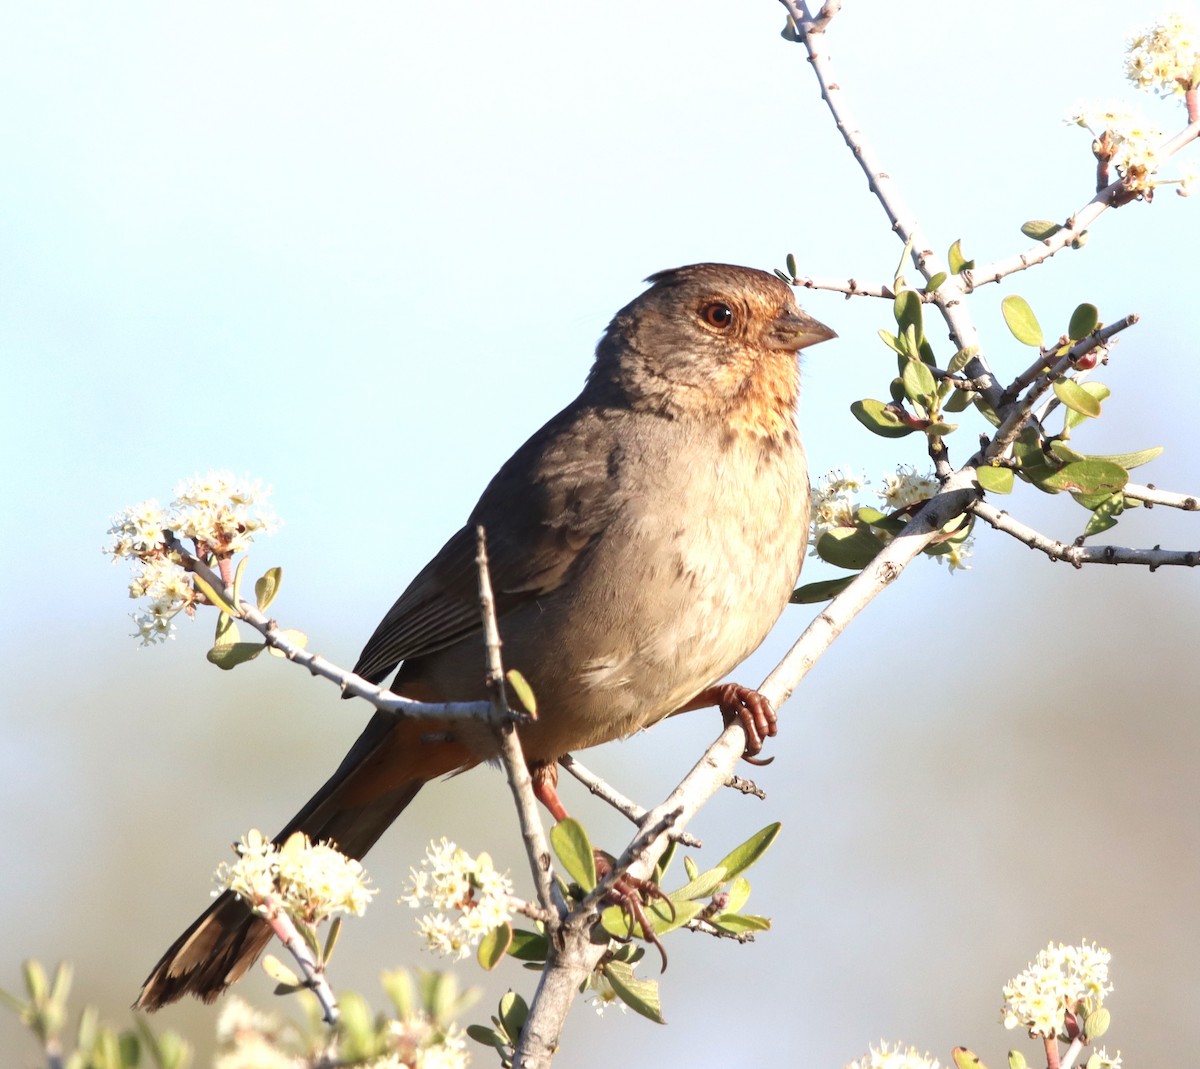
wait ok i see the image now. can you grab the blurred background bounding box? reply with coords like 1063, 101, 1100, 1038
3, 2, 1198, 1065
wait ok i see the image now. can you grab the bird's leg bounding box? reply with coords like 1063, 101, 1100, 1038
529, 760, 675, 970
674, 682, 778, 764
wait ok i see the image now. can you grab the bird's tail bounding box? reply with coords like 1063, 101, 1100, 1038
135, 712, 472, 1010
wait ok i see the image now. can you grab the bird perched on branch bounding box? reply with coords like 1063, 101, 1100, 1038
137, 262, 835, 1009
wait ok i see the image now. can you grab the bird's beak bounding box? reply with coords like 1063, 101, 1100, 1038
769, 309, 837, 352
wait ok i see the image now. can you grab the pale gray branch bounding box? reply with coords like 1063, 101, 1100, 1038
969, 499, 1200, 568
475, 527, 560, 920
1124, 483, 1200, 510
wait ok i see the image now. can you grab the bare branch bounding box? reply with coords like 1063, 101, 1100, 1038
1124, 483, 1200, 510
557, 754, 703, 848
475, 527, 560, 920
787, 274, 896, 300
969, 499, 1200, 568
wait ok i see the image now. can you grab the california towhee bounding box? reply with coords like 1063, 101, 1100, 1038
136, 262, 835, 1008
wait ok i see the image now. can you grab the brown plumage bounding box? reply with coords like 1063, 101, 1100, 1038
136, 263, 835, 1009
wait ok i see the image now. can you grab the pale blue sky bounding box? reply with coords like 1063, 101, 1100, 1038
3, 3, 1199, 1066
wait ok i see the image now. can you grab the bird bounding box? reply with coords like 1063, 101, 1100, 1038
135, 262, 835, 1009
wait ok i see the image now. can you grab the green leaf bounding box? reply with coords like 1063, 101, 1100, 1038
786, 252, 797, 278
602, 961, 665, 1024
850, 398, 916, 438
790, 575, 857, 603
477, 923, 513, 971
261, 955, 300, 988
925, 271, 948, 293
230, 555, 248, 609
715, 823, 781, 880
266, 628, 308, 658
1001, 294, 1044, 347
1053, 378, 1102, 418
1081, 493, 1127, 538
893, 289, 924, 341
466, 1024, 506, 1051
600, 900, 703, 941
1020, 220, 1062, 240
506, 928, 550, 962
724, 876, 751, 913
206, 641, 266, 670
505, 669, 537, 716
190, 570, 237, 616
1067, 303, 1099, 340
816, 527, 887, 570
1009, 1050, 1027, 1069
1086, 446, 1163, 469
1041, 460, 1129, 495
255, 567, 282, 611
976, 465, 1014, 493
1063, 382, 1110, 430
498, 991, 529, 1043
1049, 441, 1087, 465
212, 612, 239, 647
710, 913, 771, 934
669, 866, 728, 902
878, 329, 906, 356
323, 917, 342, 964
901, 357, 937, 405
948, 239, 972, 274
549, 818, 596, 891
654, 840, 677, 882
952, 1048, 989, 1069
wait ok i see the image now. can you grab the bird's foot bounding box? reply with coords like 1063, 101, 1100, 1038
594, 850, 675, 972
709, 682, 778, 764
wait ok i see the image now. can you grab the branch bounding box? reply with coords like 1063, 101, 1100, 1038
787, 274, 896, 300
170, 538, 494, 724
1124, 483, 1200, 510
968, 119, 1200, 288
968, 499, 1200, 568
766, 471, 981, 710
475, 527, 560, 920
557, 754, 703, 848
259, 899, 340, 1025
515, 722, 754, 1068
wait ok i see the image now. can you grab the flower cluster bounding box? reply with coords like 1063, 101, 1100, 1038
105, 471, 277, 644
216, 829, 377, 925
384, 1016, 470, 1069
810, 465, 972, 572
585, 970, 626, 1017
810, 466, 867, 546
844, 1040, 940, 1069
401, 839, 514, 961
1067, 106, 1166, 196
1126, 12, 1200, 97
1001, 940, 1113, 1039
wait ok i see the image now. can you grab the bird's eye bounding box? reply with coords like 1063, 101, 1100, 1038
700, 302, 735, 329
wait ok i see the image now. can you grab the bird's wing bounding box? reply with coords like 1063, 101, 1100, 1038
352, 402, 624, 684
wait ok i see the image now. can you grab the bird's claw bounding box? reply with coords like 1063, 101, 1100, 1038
714, 682, 778, 761
595, 850, 675, 972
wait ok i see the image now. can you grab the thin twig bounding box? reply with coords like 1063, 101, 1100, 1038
967, 120, 1200, 288
170, 537, 494, 724
968, 499, 1200, 568
787, 274, 896, 300
557, 754, 703, 848
259, 900, 340, 1025
474, 527, 560, 919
